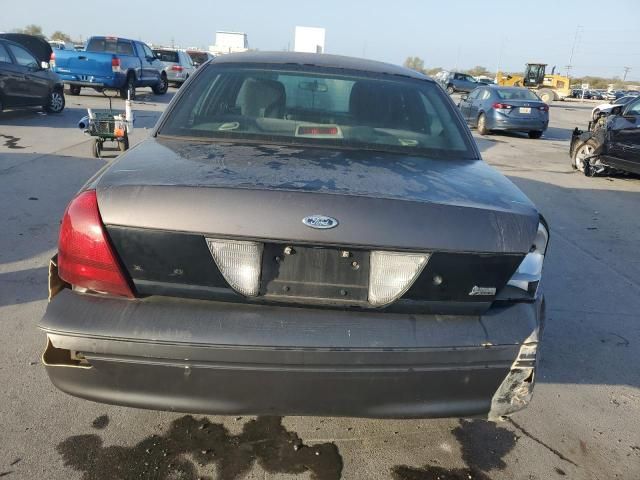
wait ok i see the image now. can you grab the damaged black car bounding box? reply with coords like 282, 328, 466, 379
40, 52, 548, 420
571, 96, 640, 176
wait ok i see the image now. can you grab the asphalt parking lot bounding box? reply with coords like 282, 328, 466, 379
0, 89, 639, 480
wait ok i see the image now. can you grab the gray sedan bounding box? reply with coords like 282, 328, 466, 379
40, 52, 547, 420
153, 48, 195, 87
459, 86, 549, 139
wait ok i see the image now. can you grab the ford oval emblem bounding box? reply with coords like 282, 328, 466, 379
302, 215, 339, 230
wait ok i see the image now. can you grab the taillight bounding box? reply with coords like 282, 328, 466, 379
492, 103, 513, 110
111, 56, 121, 73
49, 51, 56, 68
58, 190, 134, 298
538, 105, 549, 112
170, 65, 184, 71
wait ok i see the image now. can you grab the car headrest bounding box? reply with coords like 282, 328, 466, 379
237, 78, 286, 118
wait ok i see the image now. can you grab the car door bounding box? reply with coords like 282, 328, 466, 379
606, 99, 640, 174
459, 88, 480, 121
139, 43, 160, 86
5, 42, 49, 106
467, 88, 486, 125
0, 41, 25, 107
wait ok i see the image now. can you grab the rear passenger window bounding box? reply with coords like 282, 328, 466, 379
0, 43, 11, 63
7, 44, 38, 68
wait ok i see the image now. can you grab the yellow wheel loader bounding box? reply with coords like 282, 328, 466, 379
497, 63, 571, 103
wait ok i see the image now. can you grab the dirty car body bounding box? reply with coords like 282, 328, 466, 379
40, 52, 548, 419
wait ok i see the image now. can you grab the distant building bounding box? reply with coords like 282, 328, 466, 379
209, 31, 248, 55
294, 26, 325, 54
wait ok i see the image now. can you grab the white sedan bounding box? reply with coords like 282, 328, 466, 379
591, 95, 637, 120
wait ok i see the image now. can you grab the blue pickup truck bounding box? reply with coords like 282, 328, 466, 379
51, 36, 168, 99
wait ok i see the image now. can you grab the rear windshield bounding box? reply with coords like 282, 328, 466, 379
154, 49, 179, 62
86, 38, 134, 56
495, 88, 541, 101
159, 66, 476, 159
187, 51, 209, 64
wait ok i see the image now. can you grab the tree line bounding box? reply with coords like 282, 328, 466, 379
11, 24, 76, 44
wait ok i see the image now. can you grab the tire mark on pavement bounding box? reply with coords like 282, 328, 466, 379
0, 134, 25, 149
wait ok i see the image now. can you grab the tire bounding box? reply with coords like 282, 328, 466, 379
92, 139, 101, 158
44, 90, 65, 113
152, 74, 169, 95
69, 85, 81, 96
0, 97, 3, 112
592, 109, 600, 121
446, 85, 455, 95
528, 130, 543, 139
477, 113, 489, 135
538, 89, 555, 104
118, 134, 129, 152
120, 75, 136, 100
572, 139, 598, 173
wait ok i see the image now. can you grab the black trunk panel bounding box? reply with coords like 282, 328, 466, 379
107, 226, 524, 312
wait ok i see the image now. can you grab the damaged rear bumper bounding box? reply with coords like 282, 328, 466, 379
40, 289, 544, 419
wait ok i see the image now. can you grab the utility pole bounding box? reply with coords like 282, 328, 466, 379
623, 66, 631, 81
567, 25, 582, 78
565, 65, 572, 78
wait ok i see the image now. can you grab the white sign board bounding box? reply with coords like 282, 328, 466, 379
294, 26, 326, 54
581, 83, 589, 90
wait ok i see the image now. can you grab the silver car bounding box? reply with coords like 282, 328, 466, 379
152, 48, 195, 87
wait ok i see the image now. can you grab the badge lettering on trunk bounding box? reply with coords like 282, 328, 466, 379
469, 286, 496, 296
302, 215, 338, 230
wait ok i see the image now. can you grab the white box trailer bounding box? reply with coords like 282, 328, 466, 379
209, 31, 248, 55
294, 26, 325, 54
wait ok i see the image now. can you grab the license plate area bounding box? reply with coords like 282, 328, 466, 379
261, 244, 370, 305
519, 107, 531, 114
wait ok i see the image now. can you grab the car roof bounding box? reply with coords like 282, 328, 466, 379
210, 51, 431, 81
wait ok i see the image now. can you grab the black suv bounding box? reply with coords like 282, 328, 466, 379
0, 34, 65, 114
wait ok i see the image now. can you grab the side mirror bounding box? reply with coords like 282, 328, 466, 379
146, 56, 156, 62
460, 94, 468, 101
40, 61, 50, 70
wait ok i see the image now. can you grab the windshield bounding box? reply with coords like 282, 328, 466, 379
495, 88, 541, 101
159, 66, 476, 159
86, 37, 134, 55
614, 96, 634, 105
154, 49, 179, 62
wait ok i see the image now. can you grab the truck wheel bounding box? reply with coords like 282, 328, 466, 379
538, 89, 555, 104
152, 74, 168, 95
44, 90, 65, 113
446, 85, 455, 94
69, 85, 81, 96
477, 113, 490, 135
120, 75, 136, 100
528, 130, 543, 139
572, 139, 598, 173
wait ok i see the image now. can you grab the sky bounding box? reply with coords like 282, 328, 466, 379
2, 0, 639, 81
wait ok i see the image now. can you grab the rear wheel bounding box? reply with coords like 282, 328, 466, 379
528, 130, 543, 139
538, 89, 555, 104
44, 90, 65, 113
573, 139, 598, 173
477, 113, 489, 135
69, 85, 81, 96
118, 133, 129, 152
92, 139, 102, 158
152, 74, 168, 95
592, 109, 600, 121
120, 75, 136, 100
